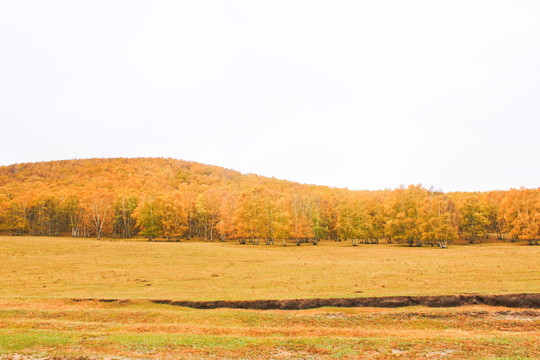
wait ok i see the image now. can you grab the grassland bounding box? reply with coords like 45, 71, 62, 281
1, 237, 539, 301
0, 236, 539, 359
0, 299, 538, 359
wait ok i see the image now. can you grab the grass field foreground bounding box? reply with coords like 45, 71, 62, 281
0, 299, 538, 359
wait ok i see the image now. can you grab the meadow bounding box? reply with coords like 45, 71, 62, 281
0, 236, 539, 359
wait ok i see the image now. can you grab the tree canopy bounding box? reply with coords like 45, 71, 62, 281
0, 158, 538, 245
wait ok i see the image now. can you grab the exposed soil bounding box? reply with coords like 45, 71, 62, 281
71, 293, 540, 310
151, 293, 540, 310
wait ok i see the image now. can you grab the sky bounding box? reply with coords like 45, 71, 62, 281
0, 1, 539, 192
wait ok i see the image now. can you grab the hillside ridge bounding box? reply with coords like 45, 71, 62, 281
0, 157, 538, 245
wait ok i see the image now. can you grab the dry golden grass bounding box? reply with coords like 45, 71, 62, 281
0, 236, 538, 301
1, 236, 539, 359
0, 299, 538, 359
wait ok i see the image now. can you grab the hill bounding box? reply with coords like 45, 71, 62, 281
0, 157, 538, 244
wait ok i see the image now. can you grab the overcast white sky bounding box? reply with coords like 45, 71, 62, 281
1, 1, 539, 191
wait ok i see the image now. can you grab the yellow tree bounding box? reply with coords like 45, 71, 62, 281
62, 195, 89, 237
158, 189, 191, 241
195, 188, 222, 241
419, 191, 459, 247
273, 195, 292, 245
365, 192, 388, 243
289, 188, 314, 245
84, 193, 114, 240
234, 186, 264, 244
458, 193, 489, 243
0, 194, 11, 229
133, 196, 162, 240
385, 185, 426, 246
502, 188, 539, 245
485, 191, 506, 240
1, 199, 29, 235
335, 192, 356, 243
216, 190, 238, 241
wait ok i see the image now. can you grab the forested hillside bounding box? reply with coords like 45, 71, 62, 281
0, 158, 538, 245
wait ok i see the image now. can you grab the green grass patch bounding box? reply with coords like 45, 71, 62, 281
109, 333, 261, 351
0, 329, 73, 352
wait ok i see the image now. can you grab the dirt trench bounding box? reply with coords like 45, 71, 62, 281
147, 293, 540, 310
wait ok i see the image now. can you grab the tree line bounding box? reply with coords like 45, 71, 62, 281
0, 158, 538, 246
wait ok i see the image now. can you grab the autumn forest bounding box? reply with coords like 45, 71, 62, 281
0, 158, 538, 246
